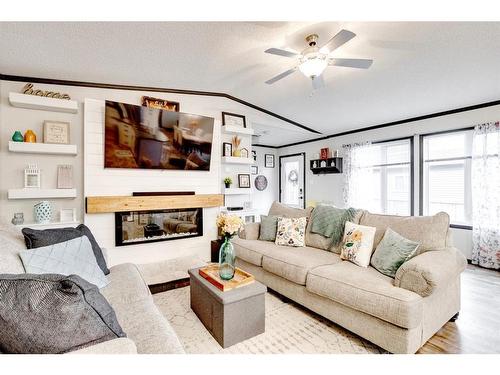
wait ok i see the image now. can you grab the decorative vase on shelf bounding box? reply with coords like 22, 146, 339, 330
34, 201, 52, 224
232, 149, 241, 157
24, 129, 37, 143
12, 131, 24, 142
11, 213, 24, 225
218, 236, 236, 280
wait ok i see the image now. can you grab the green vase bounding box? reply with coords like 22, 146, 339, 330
12, 131, 24, 142
219, 236, 235, 280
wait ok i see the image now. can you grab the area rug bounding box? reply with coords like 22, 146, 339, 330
153, 287, 384, 354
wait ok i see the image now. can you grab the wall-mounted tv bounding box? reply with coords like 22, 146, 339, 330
104, 100, 214, 171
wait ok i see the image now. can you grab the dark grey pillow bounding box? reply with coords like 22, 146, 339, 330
22, 224, 110, 275
0, 273, 125, 354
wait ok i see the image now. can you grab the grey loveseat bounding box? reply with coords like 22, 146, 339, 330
0, 224, 184, 354
233, 202, 467, 354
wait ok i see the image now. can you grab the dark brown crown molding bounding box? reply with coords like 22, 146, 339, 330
0, 73, 322, 135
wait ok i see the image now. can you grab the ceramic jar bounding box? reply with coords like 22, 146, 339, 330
12, 130, 24, 142
34, 201, 52, 224
24, 129, 37, 143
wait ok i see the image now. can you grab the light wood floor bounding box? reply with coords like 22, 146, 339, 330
418, 264, 500, 354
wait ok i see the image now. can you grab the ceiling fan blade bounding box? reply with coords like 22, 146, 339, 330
320, 29, 356, 54
329, 58, 373, 69
264, 48, 299, 58
265, 68, 297, 84
311, 75, 325, 90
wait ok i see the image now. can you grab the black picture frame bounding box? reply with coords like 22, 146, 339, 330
264, 154, 275, 168
238, 173, 251, 188
222, 112, 246, 128
223, 142, 232, 157
251, 165, 258, 175
252, 150, 257, 161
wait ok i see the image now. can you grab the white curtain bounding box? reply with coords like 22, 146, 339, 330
471, 121, 500, 270
342, 142, 374, 209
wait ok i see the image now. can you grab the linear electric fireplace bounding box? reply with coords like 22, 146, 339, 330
115, 208, 203, 246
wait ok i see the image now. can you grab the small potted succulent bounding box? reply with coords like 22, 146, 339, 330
223, 177, 232, 188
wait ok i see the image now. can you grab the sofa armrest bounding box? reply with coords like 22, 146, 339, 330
394, 247, 467, 297
238, 223, 260, 240
67, 338, 137, 354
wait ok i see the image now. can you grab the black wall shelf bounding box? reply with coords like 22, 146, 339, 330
310, 157, 343, 174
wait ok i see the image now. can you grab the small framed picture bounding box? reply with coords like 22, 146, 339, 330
264, 154, 275, 168
251, 165, 258, 175
240, 148, 249, 158
24, 164, 40, 188
57, 165, 74, 189
223, 142, 232, 157
320, 147, 330, 160
252, 150, 257, 161
60, 208, 76, 223
238, 173, 251, 188
43, 121, 70, 144
222, 112, 246, 128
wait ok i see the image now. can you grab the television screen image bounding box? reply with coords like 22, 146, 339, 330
104, 100, 214, 170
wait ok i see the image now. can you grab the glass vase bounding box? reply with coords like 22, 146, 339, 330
219, 236, 235, 280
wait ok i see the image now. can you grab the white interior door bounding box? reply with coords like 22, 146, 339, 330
280, 153, 305, 208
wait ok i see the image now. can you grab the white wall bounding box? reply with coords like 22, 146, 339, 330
252, 146, 279, 216
279, 104, 500, 259
0, 79, 281, 266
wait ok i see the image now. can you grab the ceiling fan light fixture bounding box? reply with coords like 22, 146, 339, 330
298, 56, 327, 79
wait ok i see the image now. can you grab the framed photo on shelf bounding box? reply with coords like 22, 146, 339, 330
320, 147, 330, 160
251, 165, 258, 175
264, 154, 275, 168
60, 208, 76, 223
238, 173, 251, 188
57, 165, 74, 189
223, 142, 232, 157
43, 121, 70, 144
222, 112, 246, 128
240, 148, 249, 158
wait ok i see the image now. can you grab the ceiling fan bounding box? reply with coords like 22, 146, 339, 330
264, 29, 373, 89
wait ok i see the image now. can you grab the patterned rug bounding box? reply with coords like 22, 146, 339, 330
153, 287, 384, 354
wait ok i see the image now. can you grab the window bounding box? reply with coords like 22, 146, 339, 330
421, 130, 473, 226
346, 139, 413, 215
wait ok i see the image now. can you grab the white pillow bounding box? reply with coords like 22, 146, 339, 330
275, 217, 307, 247
340, 221, 376, 267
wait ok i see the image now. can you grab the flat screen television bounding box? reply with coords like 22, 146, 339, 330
104, 100, 214, 170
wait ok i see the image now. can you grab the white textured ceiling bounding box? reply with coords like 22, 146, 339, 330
1, 22, 500, 146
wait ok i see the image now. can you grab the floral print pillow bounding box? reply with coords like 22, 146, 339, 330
340, 221, 377, 267
275, 217, 307, 247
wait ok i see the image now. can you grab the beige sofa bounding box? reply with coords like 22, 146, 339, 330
233, 202, 467, 354
0, 224, 184, 354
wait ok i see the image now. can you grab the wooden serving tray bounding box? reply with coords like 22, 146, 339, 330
199, 264, 255, 292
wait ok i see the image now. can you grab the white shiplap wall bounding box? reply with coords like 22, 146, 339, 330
83, 99, 220, 266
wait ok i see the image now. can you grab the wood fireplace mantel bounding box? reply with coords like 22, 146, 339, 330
85, 194, 224, 214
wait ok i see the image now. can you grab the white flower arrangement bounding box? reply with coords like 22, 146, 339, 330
216, 213, 243, 239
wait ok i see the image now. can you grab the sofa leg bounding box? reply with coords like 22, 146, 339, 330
449, 312, 459, 322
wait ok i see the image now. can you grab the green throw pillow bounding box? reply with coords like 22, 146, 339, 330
370, 228, 420, 278
259, 215, 279, 241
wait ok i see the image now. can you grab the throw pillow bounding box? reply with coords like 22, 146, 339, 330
259, 215, 279, 241
22, 224, 110, 275
19, 236, 109, 289
275, 217, 307, 247
0, 273, 125, 354
370, 228, 420, 278
340, 221, 376, 267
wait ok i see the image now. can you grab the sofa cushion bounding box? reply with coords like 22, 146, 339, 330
306, 262, 423, 329
359, 211, 450, 252
232, 237, 278, 266
100, 263, 151, 306
261, 246, 342, 285
268, 201, 313, 219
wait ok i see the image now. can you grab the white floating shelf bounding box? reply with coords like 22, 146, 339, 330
8, 188, 77, 200
8, 141, 77, 156
9, 92, 78, 114
16, 221, 80, 229
221, 156, 254, 165
222, 125, 254, 136
223, 188, 252, 195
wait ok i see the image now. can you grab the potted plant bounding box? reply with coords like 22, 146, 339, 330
223, 177, 232, 188
216, 213, 244, 280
